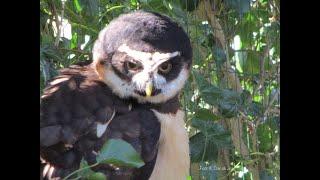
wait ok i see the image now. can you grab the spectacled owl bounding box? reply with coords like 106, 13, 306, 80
40, 10, 192, 180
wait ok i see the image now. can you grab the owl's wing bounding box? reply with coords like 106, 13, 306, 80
40, 63, 116, 178
40, 63, 160, 180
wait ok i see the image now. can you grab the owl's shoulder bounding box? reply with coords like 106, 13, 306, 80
40, 61, 118, 145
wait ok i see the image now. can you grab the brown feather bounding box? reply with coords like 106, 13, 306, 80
40, 61, 161, 180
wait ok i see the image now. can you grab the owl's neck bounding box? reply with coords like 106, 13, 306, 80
133, 95, 180, 114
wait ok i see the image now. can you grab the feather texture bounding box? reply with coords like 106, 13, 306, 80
40, 62, 160, 179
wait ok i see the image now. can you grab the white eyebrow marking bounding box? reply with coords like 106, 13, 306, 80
117, 44, 180, 67
118, 44, 152, 62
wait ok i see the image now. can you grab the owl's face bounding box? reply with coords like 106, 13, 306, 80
92, 11, 192, 103
98, 43, 190, 103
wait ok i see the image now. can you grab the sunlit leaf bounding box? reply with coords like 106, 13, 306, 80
130, 0, 138, 9
71, 32, 78, 49
73, 0, 83, 13
96, 139, 145, 168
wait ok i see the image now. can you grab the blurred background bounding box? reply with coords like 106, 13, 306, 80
40, 0, 280, 179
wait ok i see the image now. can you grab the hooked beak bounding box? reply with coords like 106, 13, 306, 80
145, 81, 153, 97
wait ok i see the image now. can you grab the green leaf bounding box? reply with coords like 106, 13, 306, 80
218, 101, 238, 118
201, 86, 222, 105
190, 133, 217, 162
73, 0, 83, 13
190, 119, 231, 162
194, 109, 220, 121
96, 139, 145, 168
71, 32, 78, 49
78, 159, 96, 178
218, 89, 241, 118
239, 51, 260, 74
87, 172, 107, 180
257, 117, 279, 152
212, 46, 227, 65
192, 70, 211, 90
247, 101, 264, 117
130, 0, 138, 9
240, 89, 251, 106
40, 9, 49, 29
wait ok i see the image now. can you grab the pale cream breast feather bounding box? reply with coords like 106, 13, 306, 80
149, 109, 190, 180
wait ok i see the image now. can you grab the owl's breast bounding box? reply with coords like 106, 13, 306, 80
149, 109, 190, 180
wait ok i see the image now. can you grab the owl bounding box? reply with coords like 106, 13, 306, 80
40, 11, 192, 180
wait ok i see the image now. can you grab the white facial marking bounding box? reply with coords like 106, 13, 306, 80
131, 69, 150, 91
102, 44, 189, 103
118, 44, 152, 62
102, 64, 189, 103
118, 44, 180, 68
103, 65, 134, 98
132, 66, 189, 103
153, 72, 166, 89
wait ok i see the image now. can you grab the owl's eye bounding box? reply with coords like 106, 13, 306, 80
125, 61, 142, 71
159, 62, 172, 73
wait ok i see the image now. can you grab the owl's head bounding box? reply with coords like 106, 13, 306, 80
92, 11, 192, 103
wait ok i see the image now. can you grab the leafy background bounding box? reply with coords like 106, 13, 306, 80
40, 0, 280, 179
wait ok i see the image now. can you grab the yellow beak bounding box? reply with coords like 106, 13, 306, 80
145, 82, 153, 97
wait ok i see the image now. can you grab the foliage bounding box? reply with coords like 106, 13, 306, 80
96, 138, 145, 168
40, 0, 280, 179
63, 139, 144, 180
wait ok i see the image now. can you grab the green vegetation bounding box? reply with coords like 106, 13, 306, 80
40, 0, 280, 179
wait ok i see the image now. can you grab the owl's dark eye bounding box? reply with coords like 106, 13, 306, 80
159, 62, 172, 73
125, 61, 142, 71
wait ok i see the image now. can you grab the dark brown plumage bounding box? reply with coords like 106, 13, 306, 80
40, 61, 164, 179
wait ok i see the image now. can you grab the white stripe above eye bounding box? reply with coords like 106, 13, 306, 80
117, 44, 180, 66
